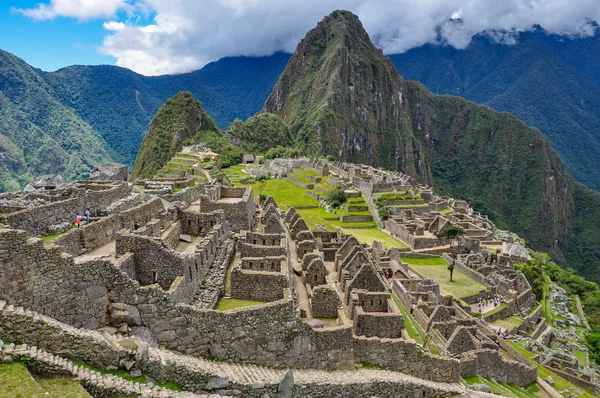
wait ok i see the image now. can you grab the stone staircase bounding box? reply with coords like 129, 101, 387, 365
1, 299, 489, 397
0, 340, 226, 398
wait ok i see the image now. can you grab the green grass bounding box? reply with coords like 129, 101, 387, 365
154, 381, 183, 391
439, 207, 453, 214
0, 362, 51, 398
391, 293, 425, 345
507, 341, 595, 398
400, 257, 448, 266
72, 360, 146, 384
341, 227, 408, 249
216, 298, 267, 311
34, 375, 91, 398
573, 350, 588, 367
491, 316, 524, 331
408, 262, 487, 298
240, 178, 319, 210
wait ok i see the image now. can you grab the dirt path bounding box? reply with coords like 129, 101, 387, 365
74, 240, 116, 263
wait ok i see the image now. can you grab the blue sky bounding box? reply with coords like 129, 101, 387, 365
1, 0, 599, 76
0, 1, 117, 71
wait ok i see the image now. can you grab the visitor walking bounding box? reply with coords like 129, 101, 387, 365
85, 208, 91, 224
134, 220, 140, 230
76, 214, 82, 228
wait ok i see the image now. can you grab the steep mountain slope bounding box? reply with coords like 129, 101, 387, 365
130, 92, 220, 180
389, 32, 600, 190
263, 10, 590, 273
0, 49, 113, 192
264, 11, 427, 180
44, 53, 289, 166
226, 112, 294, 153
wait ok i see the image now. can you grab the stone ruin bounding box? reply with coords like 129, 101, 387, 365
0, 154, 548, 397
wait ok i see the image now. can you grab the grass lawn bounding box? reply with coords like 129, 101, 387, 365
439, 207, 453, 214
391, 293, 424, 345
400, 257, 448, 266
409, 263, 487, 298
34, 375, 91, 398
462, 376, 538, 398
247, 178, 319, 209
491, 316, 524, 331
216, 298, 267, 311
0, 362, 51, 398
341, 227, 408, 249
573, 350, 588, 367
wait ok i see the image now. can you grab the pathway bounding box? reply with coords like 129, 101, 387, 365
74, 240, 116, 264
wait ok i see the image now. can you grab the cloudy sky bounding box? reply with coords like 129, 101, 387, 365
1, 0, 599, 75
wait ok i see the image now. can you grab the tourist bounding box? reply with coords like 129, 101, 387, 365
76, 214, 82, 228
85, 208, 91, 224
134, 220, 140, 230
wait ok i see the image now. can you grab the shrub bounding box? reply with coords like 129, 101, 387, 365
325, 184, 347, 208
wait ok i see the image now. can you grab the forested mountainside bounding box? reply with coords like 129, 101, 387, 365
3, 25, 600, 191
389, 27, 600, 190
0, 48, 289, 191
261, 10, 600, 283
130, 92, 220, 180
0, 50, 113, 192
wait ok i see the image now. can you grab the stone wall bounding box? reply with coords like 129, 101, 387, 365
353, 307, 404, 338
238, 242, 286, 258
311, 286, 340, 318
180, 210, 224, 236
1, 183, 130, 236
353, 336, 461, 383
230, 265, 288, 302
116, 232, 192, 290
460, 349, 537, 386
0, 301, 135, 369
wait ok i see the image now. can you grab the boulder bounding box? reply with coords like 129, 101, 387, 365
89, 163, 128, 181
471, 384, 492, 393
131, 326, 158, 348
545, 376, 555, 386
276, 370, 294, 398
180, 234, 192, 243
109, 303, 142, 326
25, 174, 64, 190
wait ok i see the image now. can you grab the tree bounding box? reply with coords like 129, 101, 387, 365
255, 175, 269, 203
436, 226, 465, 281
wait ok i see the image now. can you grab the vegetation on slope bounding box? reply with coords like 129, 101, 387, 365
262, 10, 580, 272
0, 49, 113, 191
43, 53, 290, 167
225, 112, 293, 153
390, 31, 600, 190
130, 92, 220, 179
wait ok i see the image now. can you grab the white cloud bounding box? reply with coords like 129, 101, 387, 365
103, 21, 126, 31
14, 0, 127, 21
19, 0, 600, 75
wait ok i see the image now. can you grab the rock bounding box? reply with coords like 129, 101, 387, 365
471, 384, 492, 393
131, 326, 158, 348
26, 174, 65, 190
205, 377, 229, 390
306, 319, 324, 328
180, 234, 192, 243
109, 303, 142, 326
89, 163, 128, 182
276, 370, 293, 398
130, 369, 142, 378
545, 376, 555, 386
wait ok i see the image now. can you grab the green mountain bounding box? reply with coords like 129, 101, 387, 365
263, 10, 600, 281
130, 92, 219, 180
226, 112, 294, 153
389, 31, 600, 191
43, 53, 290, 167
0, 50, 113, 191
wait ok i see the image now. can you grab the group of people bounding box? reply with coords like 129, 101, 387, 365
75, 209, 92, 228
476, 294, 505, 315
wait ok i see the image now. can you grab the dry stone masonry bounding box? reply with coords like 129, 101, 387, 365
0, 151, 555, 397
